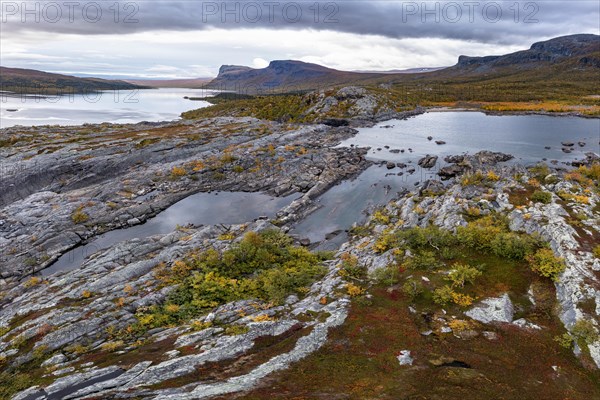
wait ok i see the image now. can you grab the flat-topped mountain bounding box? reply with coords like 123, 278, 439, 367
0, 67, 148, 94
205, 60, 382, 92
452, 34, 600, 72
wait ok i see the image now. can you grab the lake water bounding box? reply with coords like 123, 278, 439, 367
343, 111, 600, 165
290, 111, 600, 245
0, 88, 217, 128
43, 191, 298, 275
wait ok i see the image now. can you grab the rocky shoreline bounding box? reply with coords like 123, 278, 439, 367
1, 87, 599, 399
0, 117, 374, 287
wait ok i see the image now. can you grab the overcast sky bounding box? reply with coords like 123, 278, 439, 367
1, 0, 598, 78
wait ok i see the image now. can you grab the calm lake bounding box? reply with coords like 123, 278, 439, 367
0, 88, 217, 128
43, 191, 298, 276
290, 111, 600, 246
39, 111, 600, 274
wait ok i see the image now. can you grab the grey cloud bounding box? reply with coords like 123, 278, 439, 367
1, 0, 598, 45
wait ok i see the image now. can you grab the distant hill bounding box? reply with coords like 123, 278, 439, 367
126, 77, 213, 88
0, 67, 148, 94
205, 34, 600, 92
446, 34, 600, 75
205, 60, 384, 92
354, 67, 446, 74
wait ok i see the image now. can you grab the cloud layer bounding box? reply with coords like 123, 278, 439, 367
1, 1, 598, 77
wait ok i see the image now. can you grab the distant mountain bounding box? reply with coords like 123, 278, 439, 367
205, 35, 599, 92
0, 67, 148, 94
205, 60, 383, 92
448, 34, 600, 74
126, 77, 213, 89
354, 67, 446, 74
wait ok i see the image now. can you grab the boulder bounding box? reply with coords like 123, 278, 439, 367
418, 155, 438, 169
465, 293, 514, 324
438, 165, 465, 179
419, 180, 445, 196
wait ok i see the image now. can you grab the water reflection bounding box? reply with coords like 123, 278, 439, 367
44, 191, 298, 275
290, 112, 599, 245
0, 88, 219, 128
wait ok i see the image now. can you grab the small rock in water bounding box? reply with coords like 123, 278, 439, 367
435, 140, 446, 145
544, 146, 551, 150
561, 141, 574, 147
578, 141, 585, 147
427, 136, 433, 141
386, 162, 396, 169
325, 230, 342, 240
418, 155, 438, 169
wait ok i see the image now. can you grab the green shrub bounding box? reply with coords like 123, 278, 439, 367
398, 225, 457, 250
456, 216, 506, 250
531, 190, 552, 204
71, 206, 89, 224
404, 250, 439, 270
225, 325, 250, 336
0, 372, 35, 400
554, 333, 574, 349
402, 279, 424, 300
593, 245, 600, 259
137, 230, 327, 329
338, 254, 365, 280
529, 163, 551, 182
445, 263, 482, 288
490, 232, 540, 260
371, 265, 400, 286
526, 248, 566, 281
571, 319, 599, 345
433, 285, 455, 306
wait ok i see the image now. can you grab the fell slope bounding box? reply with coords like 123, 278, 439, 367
0, 67, 149, 94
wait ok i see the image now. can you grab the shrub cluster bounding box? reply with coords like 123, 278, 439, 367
138, 230, 328, 329
531, 190, 552, 204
